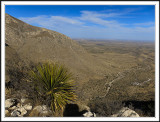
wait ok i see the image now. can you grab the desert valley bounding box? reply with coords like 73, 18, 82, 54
5, 13, 155, 117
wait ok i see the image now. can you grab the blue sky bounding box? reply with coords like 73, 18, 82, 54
5, 5, 155, 41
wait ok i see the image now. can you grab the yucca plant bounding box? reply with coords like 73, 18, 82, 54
30, 62, 77, 113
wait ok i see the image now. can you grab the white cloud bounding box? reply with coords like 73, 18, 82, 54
50, 16, 83, 25
18, 9, 155, 41
78, 11, 121, 28
19, 15, 83, 27
80, 10, 121, 18
133, 22, 155, 26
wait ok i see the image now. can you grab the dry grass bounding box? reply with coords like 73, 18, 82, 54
78, 40, 155, 116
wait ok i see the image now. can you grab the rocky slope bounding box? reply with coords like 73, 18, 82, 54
5, 14, 154, 117
5, 97, 139, 117
5, 13, 108, 88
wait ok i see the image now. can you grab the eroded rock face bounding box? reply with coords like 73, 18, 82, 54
111, 107, 140, 117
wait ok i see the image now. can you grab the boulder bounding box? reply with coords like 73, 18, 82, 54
29, 105, 52, 117
5, 98, 18, 108
17, 107, 28, 116
111, 107, 140, 117
5, 110, 9, 115
83, 111, 96, 117
5, 98, 34, 117
21, 98, 26, 104
11, 110, 21, 117
16, 103, 21, 108
9, 102, 21, 110
42, 105, 48, 111
32, 105, 46, 112
9, 105, 17, 110
23, 103, 32, 111
11, 107, 27, 117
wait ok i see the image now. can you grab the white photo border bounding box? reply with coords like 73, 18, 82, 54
1, 1, 159, 121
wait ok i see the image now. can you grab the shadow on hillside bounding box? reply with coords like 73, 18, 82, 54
63, 104, 88, 117
122, 100, 155, 117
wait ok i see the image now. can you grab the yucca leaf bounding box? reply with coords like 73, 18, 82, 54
29, 62, 77, 113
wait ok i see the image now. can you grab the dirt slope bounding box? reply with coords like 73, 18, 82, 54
5, 14, 108, 87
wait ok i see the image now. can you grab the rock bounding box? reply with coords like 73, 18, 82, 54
33, 106, 43, 112
77, 103, 90, 112
11, 107, 27, 117
29, 105, 52, 117
93, 113, 96, 117
5, 98, 18, 108
9, 105, 17, 110
23, 103, 32, 111
16, 103, 21, 108
63, 103, 96, 117
83, 111, 96, 117
111, 107, 140, 117
11, 110, 21, 117
21, 98, 26, 104
5, 110, 9, 115
17, 107, 27, 116
42, 105, 47, 111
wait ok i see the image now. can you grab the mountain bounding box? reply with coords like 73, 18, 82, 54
5, 14, 107, 90
5, 14, 155, 117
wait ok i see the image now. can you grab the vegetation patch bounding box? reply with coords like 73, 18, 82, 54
29, 62, 77, 114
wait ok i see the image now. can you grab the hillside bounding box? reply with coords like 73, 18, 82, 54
5, 14, 155, 117
5, 14, 108, 87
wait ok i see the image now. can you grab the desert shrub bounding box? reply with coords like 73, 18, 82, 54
29, 62, 77, 113
123, 100, 155, 117
7, 62, 30, 83
6, 59, 37, 100
88, 97, 125, 116
6, 55, 32, 90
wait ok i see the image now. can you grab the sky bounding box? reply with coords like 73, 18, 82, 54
5, 5, 155, 41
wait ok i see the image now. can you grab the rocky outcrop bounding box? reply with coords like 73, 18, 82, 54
5, 98, 97, 117
29, 105, 52, 117
5, 98, 18, 108
11, 107, 27, 117
5, 98, 32, 117
5, 97, 54, 117
5, 110, 9, 115
83, 111, 96, 117
111, 107, 140, 117
5, 98, 140, 117
23, 103, 32, 111
5, 13, 107, 89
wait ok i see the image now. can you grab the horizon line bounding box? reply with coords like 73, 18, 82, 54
72, 38, 155, 42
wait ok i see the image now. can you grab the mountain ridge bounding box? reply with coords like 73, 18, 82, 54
5, 13, 107, 88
